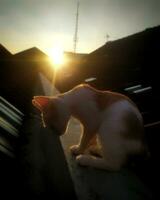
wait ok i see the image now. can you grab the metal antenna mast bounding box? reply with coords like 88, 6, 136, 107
106, 33, 110, 43
73, 1, 79, 53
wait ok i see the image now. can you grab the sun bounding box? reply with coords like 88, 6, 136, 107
48, 45, 65, 68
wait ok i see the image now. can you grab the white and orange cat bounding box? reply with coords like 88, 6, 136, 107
32, 84, 148, 171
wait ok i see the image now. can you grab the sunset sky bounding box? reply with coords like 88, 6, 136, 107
1, 0, 160, 55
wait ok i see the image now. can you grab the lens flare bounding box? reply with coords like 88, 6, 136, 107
48, 45, 64, 68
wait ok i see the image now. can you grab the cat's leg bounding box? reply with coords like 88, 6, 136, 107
76, 121, 127, 171
87, 136, 103, 157
70, 128, 95, 155
88, 146, 103, 157
86, 121, 127, 171
76, 153, 125, 171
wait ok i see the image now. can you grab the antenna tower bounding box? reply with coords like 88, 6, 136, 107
73, 1, 79, 53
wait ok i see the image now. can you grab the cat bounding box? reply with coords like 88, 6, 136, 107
32, 84, 149, 171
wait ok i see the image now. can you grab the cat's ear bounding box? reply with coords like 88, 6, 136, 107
32, 96, 50, 111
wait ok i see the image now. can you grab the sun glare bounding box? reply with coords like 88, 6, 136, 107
48, 45, 64, 67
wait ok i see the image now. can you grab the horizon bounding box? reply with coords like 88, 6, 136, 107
1, 24, 159, 57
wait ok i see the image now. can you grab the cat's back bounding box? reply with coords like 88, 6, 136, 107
100, 92, 144, 141
69, 84, 139, 114
67, 84, 99, 107
68, 84, 142, 123
104, 96, 141, 117
102, 92, 143, 124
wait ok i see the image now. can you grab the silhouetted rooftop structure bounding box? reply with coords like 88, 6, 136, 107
0, 44, 12, 59
56, 25, 160, 91
90, 25, 160, 57
0, 45, 54, 112
14, 47, 49, 61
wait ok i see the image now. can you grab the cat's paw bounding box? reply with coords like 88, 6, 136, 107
70, 145, 82, 155
76, 155, 91, 166
88, 146, 103, 157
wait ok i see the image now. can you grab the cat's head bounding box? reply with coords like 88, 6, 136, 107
32, 96, 70, 135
